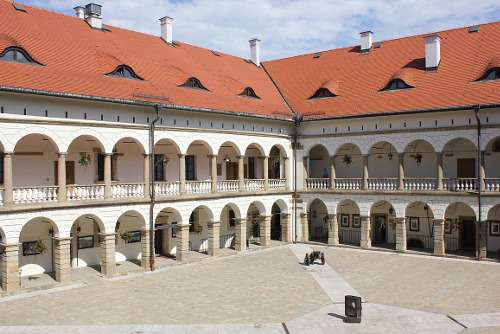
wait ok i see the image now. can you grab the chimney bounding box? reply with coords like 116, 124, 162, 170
74, 6, 85, 19
160, 16, 174, 44
249, 38, 260, 66
84, 3, 102, 30
360, 31, 373, 54
424, 34, 441, 72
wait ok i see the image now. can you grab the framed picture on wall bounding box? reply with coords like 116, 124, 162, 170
129, 231, 141, 243
352, 215, 361, 228
444, 221, 452, 234
341, 214, 350, 227
78, 235, 94, 249
22, 241, 40, 256
490, 221, 500, 236
409, 217, 419, 232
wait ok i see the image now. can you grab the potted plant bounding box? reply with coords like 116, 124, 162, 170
450, 218, 462, 231
323, 216, 329, 224
271, 156, 280, 166
251, 215, 264, 228
342, 154, 352, 166
222, 154, 231, 163
156, 155, 170, 165
414, 152, 422, 166
29, 239, 48, 263
376, 217, 387, 230
193, 222, 203, 235
78, 153, 92, 167
120, 231, 134, 243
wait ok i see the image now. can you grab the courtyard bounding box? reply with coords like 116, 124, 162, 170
0, 244, 499, 333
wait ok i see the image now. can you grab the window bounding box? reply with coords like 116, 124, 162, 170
154, 154, 164, 181
106, 65, 143, 80
97, 153, 116, 181
0, 46, 38, 64
248, 157, 255, 179
307, 88, 337, 100
178, 77, 209, 91
476, 68, 500, 81
381, 79, 414, 91
238, 87, 260, 99
185, 155, 195, 180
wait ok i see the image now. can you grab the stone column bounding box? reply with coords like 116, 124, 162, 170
436, 153, 443, 190
480, 151, 485, 192
209, 155, 218, 194
207, 221, 220, 256
476, 221, 488, 259
3, 152, 13, 205
178, 154, 186, 195
300, 212, 309, 242
175, 224, 190, 263
57, 153, 67, 201
54, 237, 72, 283
281, 213, 291, 242
433, 219, 445, 255
395, 217, 406, 252
260, 216, 271, 247
284, 157, 290, 190
398, 153, 405, 190
303, 156, 308, 189
327, 214, 339, 246
329, 156, 336, 190
362, 155, 369, 190
1, 243, 20, 293
140, 230, 151, 270
143, 154, 150, 198
104, 153, 112, 199
234, 218, 246, 251
263, 156, 269, 191
237, 155, 244, 192
360, 215, 371, 248
100, 233, 116, 277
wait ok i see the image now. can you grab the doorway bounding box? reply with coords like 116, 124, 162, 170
373, 215, 387, 243
154, 226, 163, 255
461, 219, 476, 250
226, 162, 238, 180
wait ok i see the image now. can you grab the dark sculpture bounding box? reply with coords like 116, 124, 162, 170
303, 250, 325, 265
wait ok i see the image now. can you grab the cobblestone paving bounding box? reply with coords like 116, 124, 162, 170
0, 246, 330, 326
314, 246, 500, 315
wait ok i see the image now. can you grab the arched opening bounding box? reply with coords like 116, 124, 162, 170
154, 208, 181, 264
115, 211, 146, 272
111, 137, 146, 196
244, 144, 265, 191
405, 201, 434, 250
270, 203, 282, 240
444, 202, 476, 252
246, 202, 266, 247
368, 142, 398, 189
271, 199, 288, 242
487, 205, 500, 254
404, 140, 437, 190
70, 215, 104, 269
337, 199, 361, 246
334, 143, 363, 189
186, 140, 212, 194
484, 137, 500, 191
443, 138, 478, 191
188, 205, 213, 253
217, 142, 240, 193
308, 199, 328, 243
219, 203, 240, 249
370, 200, 396, 248
154, 138, 181, 195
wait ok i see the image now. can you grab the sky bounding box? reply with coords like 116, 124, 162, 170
16, 0, 500, 61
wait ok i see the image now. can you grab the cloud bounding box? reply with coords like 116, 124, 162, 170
18, 0, 500, 61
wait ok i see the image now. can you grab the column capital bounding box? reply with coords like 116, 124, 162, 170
237, 155, 245, 159
3, 151, 13, 156
300, 212, 309, 218
262, 155, 269, 159
328, 213, 337, 220
99, 232, 117, 236
432, 219, 444, 224
104, 152, 113, 157
394, 217, 405, 224
283, 156, 289, 160
360, 215, 370, 220
178, 153, 185, 158
142, 153, 151, 157
207, 221, 221, 227
303, 156, 309, 160
208, 154, 219, 159
1, 242, 21, 249
54, 237, 73, 242
57, 152, 68, 157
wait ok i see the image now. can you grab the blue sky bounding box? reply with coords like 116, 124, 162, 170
15, 0, 500, 61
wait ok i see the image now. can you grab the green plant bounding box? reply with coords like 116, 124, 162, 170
414, 152, 422, 165
323, 216, 329, 224
376, 217, 387, 230
193, 222, 203, 235
342, 154, 352, 166
78, 153, 92, 167
29, 239, 48, 263
251, 216, 264, 228
156, 155, 170, 165
222, 154, 231, 162
120, 231, 133, 243
271, 155, 280, 166
450, 219, 462, 231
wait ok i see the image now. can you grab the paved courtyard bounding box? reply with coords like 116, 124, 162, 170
0, 244, 499, 333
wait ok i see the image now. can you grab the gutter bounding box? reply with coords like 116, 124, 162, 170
149, 105, 162, 271
475, 106, 482, 261
293, 114, 302, 243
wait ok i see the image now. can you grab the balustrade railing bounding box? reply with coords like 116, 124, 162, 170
368, 178, 398, 190
186, 180, 212, 194
306, 178, 329, 189
443, 178, 477, 191
406, 234, 434, 250
13, 186, 59, 204
112, 183, 144, 198
268, 179, 286, 190
244, 179, 265, 191
334, 178, 362, 190
67, 185, 104, 201
155, 181, 180, 196
339, 229, 361, 244
219, 233, 235, 249
217, 180, 239, 193
445, 237, 459, 252
485, 178, 500, 192
404, 178, 436, 191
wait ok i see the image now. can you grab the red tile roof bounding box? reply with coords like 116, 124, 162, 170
0, 1, 292, 119
263, 22, 500, 119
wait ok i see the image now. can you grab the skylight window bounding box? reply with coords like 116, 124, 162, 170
238, 87, 260, 99
307, 88, 337, 100
381, 79, 414, 91
106, 65, 143, 80
178, 77, 209, 91
476, 67, 500, 81
0, 47, 38, 64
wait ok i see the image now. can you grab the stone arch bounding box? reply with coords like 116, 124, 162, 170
112, 135, 147, 154
244, 142, 265, 156
62, 128, 109, 153
6, 126, 62, 153
219, 202, 242, 221
185, 137, 215, 155
268, 143, 288, 158
437, 134, 478, 152
155, 133, 183, 154
337, 199, 360, 215
402, 135, 439, 153
247, 201, 266, 216
70, 214, 104, 268
363, 136, 400, 155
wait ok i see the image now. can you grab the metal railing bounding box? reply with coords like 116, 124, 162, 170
445, 237, 459, 251
406, 234, 434, 250
0, 188, 4, 205
13, 186, 59, 204
311, 226, 328, 241
219, 233, 235, 249
339, 229, 361, 244
67, 185, 104, 201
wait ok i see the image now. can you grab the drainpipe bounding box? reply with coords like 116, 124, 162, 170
149, 105, 162, 271
475, 106, 482, 261
293, 114, 302, 243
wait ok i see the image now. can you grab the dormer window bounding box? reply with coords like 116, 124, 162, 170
0, 46, 39, 65
239, 87, 260, 99
178, 77, 209, 91
476, 67, 500, 81
307, 88, 337, 100
106, 65, 143, 80
382, 79, 414, 91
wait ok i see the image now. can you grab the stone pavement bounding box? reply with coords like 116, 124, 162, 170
0, 244, 499, 333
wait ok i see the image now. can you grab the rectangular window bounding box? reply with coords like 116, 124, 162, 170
97, 153, 104, 182
186, 155, 195, 180
154, 154, 164, 181
248, 157, 255, 179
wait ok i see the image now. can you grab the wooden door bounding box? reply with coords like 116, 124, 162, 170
457, 159, 475, 178
154, 227, 163, 255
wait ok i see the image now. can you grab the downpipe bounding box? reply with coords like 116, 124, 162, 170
293, 114, 302, 243
475, 106, 482, 261
149, 105, 162, 271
